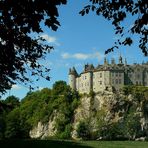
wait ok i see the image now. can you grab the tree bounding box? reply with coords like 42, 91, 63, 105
0, 0, 67, 94
4, 95, 20, 108
0, 116, 6, 139
52, 81, 71, 95
4, 108, 22, 139
80, 0, 148, 56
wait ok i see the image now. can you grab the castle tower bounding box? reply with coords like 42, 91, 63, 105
119, 55, 123, 64
104, 57, 108, 65
68, 67, 77, 90
124, 58, 127, 65
111, 58, 115, 65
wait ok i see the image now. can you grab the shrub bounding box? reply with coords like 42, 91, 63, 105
76, 121, 90, 140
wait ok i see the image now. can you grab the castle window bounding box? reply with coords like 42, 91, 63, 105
112, 72, 114, 77
129, 74, 132, 78
119, 79, 121, 84
116, 73, 118, 77
119, 73, 121, 77
112, 80, 114, 84
137, 74, 140, 79
116, 79, 118, 84
100, 81, 102, 85
100, 73, 102, 78
85, 76, 87, 79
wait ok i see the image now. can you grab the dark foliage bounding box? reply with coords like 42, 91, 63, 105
0, 140, 92, 148
4, 95, 20, 108
0, 81, 80, 139
0, 0, 67, 94
77, 121, 90, 140
80, 0, 148, 56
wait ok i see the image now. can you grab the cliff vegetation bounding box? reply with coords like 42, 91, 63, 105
0, 81, 148, 140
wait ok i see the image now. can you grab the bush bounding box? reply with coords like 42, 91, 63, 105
76, 121, 90, 140
56, 124, 72, 139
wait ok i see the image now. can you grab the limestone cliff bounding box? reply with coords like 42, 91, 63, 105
30, 110, 58, 139
30, 89, 148, 140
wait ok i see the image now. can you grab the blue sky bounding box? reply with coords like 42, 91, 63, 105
2, 0, 148, 99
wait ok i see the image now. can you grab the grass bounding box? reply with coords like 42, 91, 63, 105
0, 140, 148, 148
79, 141, 148, 148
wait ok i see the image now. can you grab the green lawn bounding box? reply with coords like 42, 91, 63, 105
79, 141, 148, 148
0, 140, 148, 148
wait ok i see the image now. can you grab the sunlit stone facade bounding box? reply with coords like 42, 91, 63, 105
69, 56, 148, 93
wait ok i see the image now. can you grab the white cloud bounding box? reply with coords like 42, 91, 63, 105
40, 34, 60, 46
61, 52, 104, 61
41, 34, 56, 43
12, 84, 21, 90
74, 53, 89, 60
62, 53, 71, 59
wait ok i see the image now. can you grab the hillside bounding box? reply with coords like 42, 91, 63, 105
30, 85, 148, 140
0, 82, 148, 140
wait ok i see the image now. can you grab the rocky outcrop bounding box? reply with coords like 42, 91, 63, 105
72, 90, 148, 139
29, 110, 58, 139
30, 90, 148, 140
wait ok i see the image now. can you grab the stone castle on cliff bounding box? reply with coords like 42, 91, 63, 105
68, 56, 148, 93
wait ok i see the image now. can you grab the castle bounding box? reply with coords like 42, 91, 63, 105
68, 56, 148, 93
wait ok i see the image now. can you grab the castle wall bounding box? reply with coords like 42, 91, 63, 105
110, 71, 124, 90
76, 77, 79, 91
93, 71, 110, 92
143, 70, 148, 86
126, 65, 147, 86
132, 66, 144, 85
68, 60, 148, 94
77, 72, 92, 93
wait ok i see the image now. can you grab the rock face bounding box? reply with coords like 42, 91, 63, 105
30, 110, 58, 139
71, 91, 121, 139
30, 90, 148, 140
